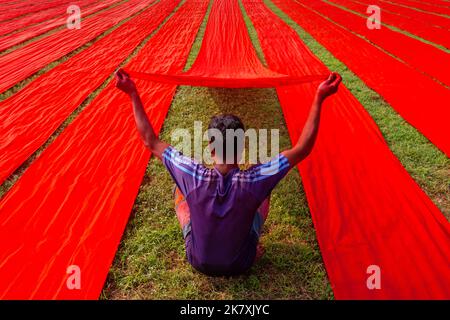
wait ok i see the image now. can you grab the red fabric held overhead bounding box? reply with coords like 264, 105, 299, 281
274, 0, 450, 157
298, 0, 450, 86
325, 0, 450, 49
129, 70, 326, 88
128, 0, 326, 87
0, 0, 179, 184
243, 0, 450, 299
0, 0, 154, 93
0, 0, 208, 299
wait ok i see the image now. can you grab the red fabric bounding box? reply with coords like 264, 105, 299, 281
0, 0, 121, 51
0, 0, 120, 39
129, 70, 326, 88
0, 0, 28, 5
326, 0, 450, 49
298, 0, 450, 86
0, 0, 179, 184
0, 0, 97, 36
274, 0, 450, 156
243, 0, 450, 299
0, 0, 124, 52
0, 0, 59, 11
0, 0, 70, 22
0, 0, 155, 93
128, 0, 325, 87
0, 0, 208, 299
387, 0, 450, 15
355, 0, 450, 29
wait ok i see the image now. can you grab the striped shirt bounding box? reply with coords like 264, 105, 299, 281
163, 146, 291, 275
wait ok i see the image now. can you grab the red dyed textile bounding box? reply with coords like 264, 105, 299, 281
243, 0, 450, 299
128, 0, 325, 87
0, 0, 124, 52
326, 0, 450, 49
129, 70, 326, 88
355, 0, 450, 29
0, 0, 178, 184
0, 0, 122, 36
0, 0, 154, 93
0, 0, 70, 22
0, 0, 112, 37
299, 0, 450, 86
387, 0, 450, 15
412, 0, 450, 6
0, 0, 208, 299
274, 0, 450, 156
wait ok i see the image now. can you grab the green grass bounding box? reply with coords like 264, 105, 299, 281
103, 0, 449, 300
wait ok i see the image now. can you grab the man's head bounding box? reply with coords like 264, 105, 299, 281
208, 114, 245, 164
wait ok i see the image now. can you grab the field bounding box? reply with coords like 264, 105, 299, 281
0, 0, 449, 299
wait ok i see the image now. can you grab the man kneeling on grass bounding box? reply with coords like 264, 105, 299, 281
115, 69, 341, 276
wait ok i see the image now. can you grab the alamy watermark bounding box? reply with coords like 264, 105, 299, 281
366, 5, 381, 30
67, 5, 81, 30
366, 264, 381, 290
66, 264, 81, 290
171, 121, 280, 165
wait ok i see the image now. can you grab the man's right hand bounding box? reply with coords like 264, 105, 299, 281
281, 72, 341, 166
316, 72, 342, 101
115, 68, 137, 96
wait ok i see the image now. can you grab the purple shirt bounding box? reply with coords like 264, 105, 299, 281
163, 146, 291, 276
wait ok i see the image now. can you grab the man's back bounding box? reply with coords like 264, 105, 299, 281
163, 146, 290, 275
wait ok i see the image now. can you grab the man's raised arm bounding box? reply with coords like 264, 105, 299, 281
115, 69, 169, 160
282, 72, 342, 166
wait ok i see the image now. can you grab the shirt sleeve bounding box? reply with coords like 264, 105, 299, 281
237, 154, 292, 202
162, 146, 211, 197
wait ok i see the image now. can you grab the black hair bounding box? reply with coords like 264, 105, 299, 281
208, 114, 245, 163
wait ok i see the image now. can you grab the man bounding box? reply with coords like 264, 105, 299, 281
115, 69, 342, 276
